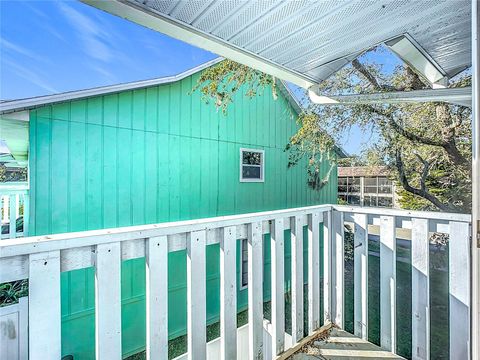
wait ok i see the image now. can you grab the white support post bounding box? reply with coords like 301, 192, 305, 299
449, 221, 470, 360
95, 242, 122, 360
248, 221, 264, 359
220, 226, 237, 360
2, 195, 9, 222
9, 194, 16, 238
22, 192, 29, 236
146, 236, 168, 360
471, 0, 480, 358
332, 210, 344, 328
15, 194, 20, 219
187, 230, 207, 360
411, 218, 429, 360
28, 251, 61, 360
271, 218, 285, 355
323, 210, 332, 324
291, 216, 304, 343
353, 213, 368, 341
380, 215, 396, 352
308, 212, 321, 334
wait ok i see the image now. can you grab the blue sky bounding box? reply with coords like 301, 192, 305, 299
0, 1, 399, 155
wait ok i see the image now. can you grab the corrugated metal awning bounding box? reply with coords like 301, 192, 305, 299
85, 0, 472, 90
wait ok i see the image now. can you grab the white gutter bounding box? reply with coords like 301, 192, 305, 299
308, 86, 472, 107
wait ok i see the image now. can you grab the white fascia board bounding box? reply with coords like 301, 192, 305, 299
309, 87, 472, 107
0, 57, 223, 114
82, 0, 315, 90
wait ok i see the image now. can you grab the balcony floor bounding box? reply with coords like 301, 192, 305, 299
290, 328, 404, 360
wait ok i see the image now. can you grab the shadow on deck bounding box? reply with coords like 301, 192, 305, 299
286, 327, 404, 360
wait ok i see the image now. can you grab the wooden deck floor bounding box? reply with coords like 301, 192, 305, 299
289, 328, 405, 360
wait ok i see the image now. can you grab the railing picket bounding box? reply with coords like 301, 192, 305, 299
220, 226, 237, 359
271, 218, 285, 355
146, 236, 168, 360
28, 251, 61, 360
187, 230, 207, 360
353, 213, 368, 341
291, 216, 304, 343
411, 218, 429, 360
332, 210, 344, 328
95, 242, 122, 359
248, 221, 263, 359
323, 210, 332, 324
380, 215, 396, 352
308, 212, 321, 334
449, 221, 470, 360
9, 194, 16, 238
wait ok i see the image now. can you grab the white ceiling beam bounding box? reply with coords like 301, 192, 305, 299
308, 87, 472, 107
82, 0, 315, 89
385, 34, 448, 87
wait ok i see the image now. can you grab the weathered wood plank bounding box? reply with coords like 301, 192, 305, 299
187, 230, 207, 360
291, 216, 304, 343
380, 216, 396, 352
248, 222, 263, 359
308, 212, 321, 334
323, 211, 332, 324
411, 218, 429, 360
271, 218, 285, 355
449, 221, 470, 360
95, 242, 122, 359
220, 226, 237, 359
146, 236, 168, 360
28, 251, 61, 360
354, 213, 368, 341
332, 210, 344, 328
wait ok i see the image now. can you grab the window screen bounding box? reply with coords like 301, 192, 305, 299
240, 149, 264, 182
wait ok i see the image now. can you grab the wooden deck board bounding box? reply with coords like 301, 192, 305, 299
290, 329, 405, 360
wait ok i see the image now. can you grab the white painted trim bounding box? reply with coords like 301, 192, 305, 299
309, 86, 472, 107
239, 148, 265, 183
0, 58, 223, 114
471, 1, 480, 359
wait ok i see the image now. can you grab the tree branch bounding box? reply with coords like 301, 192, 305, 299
395, 150, 451, 211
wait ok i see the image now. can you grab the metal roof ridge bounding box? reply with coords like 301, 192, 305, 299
0, 57, 224, 114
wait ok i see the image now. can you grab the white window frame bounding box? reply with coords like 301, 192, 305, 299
239, 238, 248, 290
239, 148, 265, 183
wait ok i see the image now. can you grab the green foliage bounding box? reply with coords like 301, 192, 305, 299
0, 280, 28, 307
192, 51, 472, 212
0, 163, 28, 182
191, 59, 276, 114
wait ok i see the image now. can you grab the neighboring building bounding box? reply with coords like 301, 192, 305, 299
0, 59, 338, 359
338, 166, 397, 208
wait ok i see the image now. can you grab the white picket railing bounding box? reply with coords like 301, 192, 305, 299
0, 204, 471, 360
0, 182, 29, 239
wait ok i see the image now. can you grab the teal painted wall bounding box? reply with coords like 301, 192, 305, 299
28, 72, 337, 359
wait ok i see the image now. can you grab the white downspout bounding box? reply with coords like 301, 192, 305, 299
471, 0, 479, 359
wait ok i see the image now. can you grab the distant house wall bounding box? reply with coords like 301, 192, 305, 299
28, 71, 337, 359
337, 167, 396, 208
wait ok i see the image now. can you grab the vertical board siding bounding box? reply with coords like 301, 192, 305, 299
29, 74, 337, 358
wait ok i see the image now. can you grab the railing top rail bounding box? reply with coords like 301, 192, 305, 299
333, 204, 471, 223
0, 181, 29, 192
0, 204, 332, 258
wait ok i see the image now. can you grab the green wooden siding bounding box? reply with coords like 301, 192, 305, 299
28, 72, 337, 359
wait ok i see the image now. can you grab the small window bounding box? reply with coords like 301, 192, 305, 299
240, 148, 264, 182
240, 238, 248, 289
